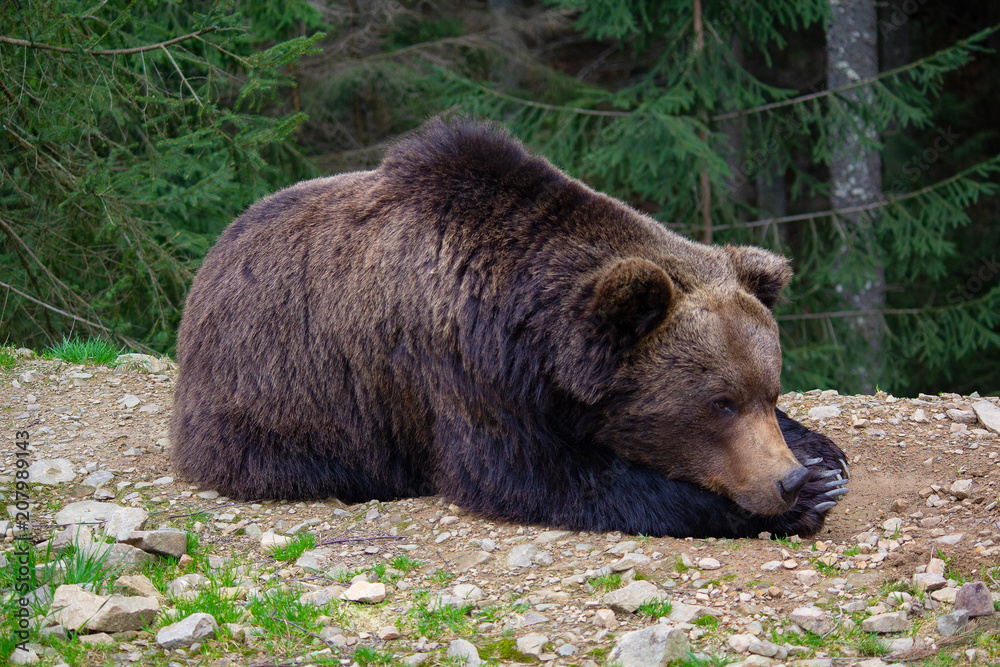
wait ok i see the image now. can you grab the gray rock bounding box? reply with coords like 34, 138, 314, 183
937, 610, 969, 636
167, 573, 210, 597
196, 490, 219, 500
49, 584, 159, 632
602, 580, 664, 613
447, 639, 482, 666
299, 584, 346, 606
453, 584, 485, 602
156, 612, 218, 649
861, 611, 910, 634
748, 639, 782, 658
9, 648, 39, 665
54, 502, 140, 534
954, 581, 994, 617
609, 625, 691, 667
971, 400, 1000, 434
114, 574, 162, 598
506, 544, 538, 568
946, 408, 977, 424
116, 353, 173, 373
342, 580, 385, 603
78, 541, 157, 569
913, 572, 947, 592
102, 507, 149, 540
27, 459, 76, 484
611, 553, 652, 571
294, 547, 333, 571
808, 405, 841, 420
516, 632, 549, 657
557, 643, 577, 656
123, 529, 187, 557
949, 480, 973, 499
667, 602, 719, 624
82, 470, 114, 488
790, 606, 833, 635
533, 530, 571, 545
454, 550, 492, 573
888, 637, 914, 654
402, 653, 433, 667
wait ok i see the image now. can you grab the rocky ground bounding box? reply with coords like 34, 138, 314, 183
1, 351, 999, 667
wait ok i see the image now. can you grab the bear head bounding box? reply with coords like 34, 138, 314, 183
577, 243, 806, 516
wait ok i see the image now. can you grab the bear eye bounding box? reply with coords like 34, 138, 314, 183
712, 398, 737, 415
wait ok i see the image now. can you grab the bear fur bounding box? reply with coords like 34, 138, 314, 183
171, 118, 848, 538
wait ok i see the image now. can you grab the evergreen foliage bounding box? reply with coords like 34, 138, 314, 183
0, 0, 322, 350
2, 1, 998, 395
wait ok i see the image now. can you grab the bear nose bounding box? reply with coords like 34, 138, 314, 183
777, 466, 810, 504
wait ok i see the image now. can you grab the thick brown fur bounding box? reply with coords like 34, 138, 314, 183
171, 118, 847, 538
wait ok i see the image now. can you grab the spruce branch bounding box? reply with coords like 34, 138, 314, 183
0, 28, 220, 56
711, 23, 1000, 121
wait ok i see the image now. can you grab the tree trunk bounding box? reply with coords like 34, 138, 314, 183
827, 0, 885, 394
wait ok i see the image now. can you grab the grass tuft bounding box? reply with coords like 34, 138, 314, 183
637, 599, 673, 619
268, 531, 316, 562
589, 572, 623, 592
44, 336, 124, 365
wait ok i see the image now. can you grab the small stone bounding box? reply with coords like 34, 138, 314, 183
342, 580, 386, 604
971, 400, 1000, 434
534, 530, 571, 544
790, 606, 834, 635
933, 533, 964, 546
748, 639, 781, 657
27, 459, 76, 484
260, 531, 290, 554
947, 409, 978, 424
931, 588, 958, 603
157, 612, 218, 649
882, 517, 903, 535
783, 559, 798, 569
887, 637, 914, 654
299, 584, 346, 606
949, 480, 973, 499
152, 476, 174, 486
728, 633, 754, 653
937, 610, 970, 636
402, 653, 432, 667
447, 639, 482, 666
698, 557, 721, 570
761, 560, 782, 572
454, 550, 492, 573
557, 644, 577, 657
602, 580, 664, 613
911, 408, 929, 423
82, 470, 114, 488
954, 581, 994, 617
594, 608, 617, 628
913, 572, 947, 593
9, 648, 39, 665
294, 547, 333, 571
609, 625, 691, 667
667, 602, 719, 624
167, 573, 210, 597
119, 394, 142, 409
115, 574, 163, 598
861, 611, 910, 634
480, 538, 496, 552
453, 584, 485, 602
808, 405, 841, 420
123, 529, 188, 557
516, 632, 549, 657
795, 570, 822, 587
102, 507, 149, 540
506, 543, 538, 568
378, 625, 401, 640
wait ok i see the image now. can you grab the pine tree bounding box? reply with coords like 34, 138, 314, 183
0, 0, 323, 350
434, 1, 1000, 394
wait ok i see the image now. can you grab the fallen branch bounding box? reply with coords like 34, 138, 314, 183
0, 28, 218, 56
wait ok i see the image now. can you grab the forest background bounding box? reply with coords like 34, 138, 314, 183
1, 0, 998, 397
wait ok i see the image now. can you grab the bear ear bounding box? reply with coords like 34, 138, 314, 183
590, 258, 674, 347
725, 246, 792, 310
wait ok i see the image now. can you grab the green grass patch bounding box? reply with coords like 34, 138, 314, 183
172, 585, 245, 625
43, 336, 123, 365
693, 615, 720, 629
429, 568, 456, 585
0, 349, 17, 370
391, 554, 422, 573
410, 592, 473, 637
637, 599, 673, 619
479, 636, 535, 662
676, 653, 734, 667
354, 646, 397, 666
853, 632, 889, 657
589, 572, 623, 592
249, 584, 328, 636
269, 531, 316, 562
675, 557, 690, 573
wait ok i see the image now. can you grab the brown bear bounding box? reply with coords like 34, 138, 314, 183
171, 118, 848, 538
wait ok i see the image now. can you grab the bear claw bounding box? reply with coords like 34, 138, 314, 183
813, 501, 837, 513
822, 487, 849, 499
825, 477, 849, 489
803, 456, 823, 466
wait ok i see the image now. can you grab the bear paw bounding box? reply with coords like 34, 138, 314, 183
768, 409, 849, 537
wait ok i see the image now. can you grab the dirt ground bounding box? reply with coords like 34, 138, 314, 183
2, 354, 999, 666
